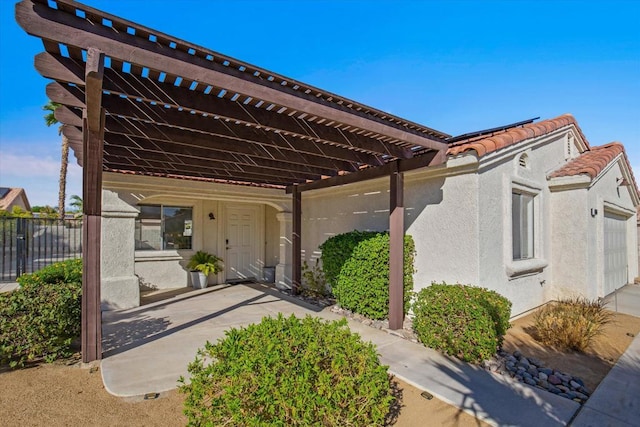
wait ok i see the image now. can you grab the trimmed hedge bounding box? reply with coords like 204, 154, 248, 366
331, 232, 415, 320
319, 230, 380, 287
0, 259, 82, 367
180, 314, 394, 426
412, 283, 512, 364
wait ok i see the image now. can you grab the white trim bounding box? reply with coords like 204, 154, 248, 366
602, 201, 636, 218
506, 258, 548, 278
507, 178, 544, 275
134, 250, 183, 262
548, 175, 592, 192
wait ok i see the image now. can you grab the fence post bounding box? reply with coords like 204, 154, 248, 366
16, 217, 26, 278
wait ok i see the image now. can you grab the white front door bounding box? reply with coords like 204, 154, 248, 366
604, 211, 628, 295
225, 206, 258, 281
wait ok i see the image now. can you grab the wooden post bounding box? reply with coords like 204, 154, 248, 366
82, 48, 105, 363
389, 163, 404, 330
292, 185, 301, 295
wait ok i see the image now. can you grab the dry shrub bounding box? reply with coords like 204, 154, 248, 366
533, 297, 614, 351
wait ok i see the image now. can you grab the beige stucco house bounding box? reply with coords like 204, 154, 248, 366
19, 0, 638, 362
100, 114, 639, 316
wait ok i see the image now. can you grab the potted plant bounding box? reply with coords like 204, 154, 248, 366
188, 250, 223, 289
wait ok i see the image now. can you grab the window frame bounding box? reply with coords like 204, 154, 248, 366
506, 180, 547, 278
135, 204, 193, 251
512, 191, 535, 260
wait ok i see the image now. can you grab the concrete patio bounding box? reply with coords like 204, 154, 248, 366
102, 282, 583, 426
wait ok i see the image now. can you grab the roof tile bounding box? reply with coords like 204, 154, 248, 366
549, 143, 623, 179
447, 114, 588, 157
549, 142, 640, 201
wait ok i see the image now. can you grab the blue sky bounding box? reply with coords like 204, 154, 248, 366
1, 0, 639, 207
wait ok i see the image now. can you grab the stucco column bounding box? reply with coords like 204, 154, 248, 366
275, 212, 292, 290
101, 190, 139, 310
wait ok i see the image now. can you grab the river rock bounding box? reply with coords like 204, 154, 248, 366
548, 375, 562, 385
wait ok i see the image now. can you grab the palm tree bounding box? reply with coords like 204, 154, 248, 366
43, 101, 68, 220
70, 195, 83, 218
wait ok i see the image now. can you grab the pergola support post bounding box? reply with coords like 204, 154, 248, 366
292, 185, 301, 295
81, 48, 105, 363
389, 163, 405, 330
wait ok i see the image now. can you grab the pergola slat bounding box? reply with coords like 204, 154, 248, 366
35, 52, 406, 160
17, 0, 448, 150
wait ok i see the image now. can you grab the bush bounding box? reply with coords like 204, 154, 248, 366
179, 314, 393, 426
332, 233, 415, 320
319, 230, 380, 287
0, 259, 82, 367
533, 297, 613, 351
412, 283, 512, 364
301, 259, 328, 297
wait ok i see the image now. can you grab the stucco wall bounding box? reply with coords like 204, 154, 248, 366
550, 157, 638, 300
405, 166, 480, 289
472, 133, 577, 314
301, 159, 481, 290
264, 205, 280, 268
549, 187, 591, 298
586, 159, 638, 296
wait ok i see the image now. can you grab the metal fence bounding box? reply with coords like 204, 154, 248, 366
0, 216, 83, 282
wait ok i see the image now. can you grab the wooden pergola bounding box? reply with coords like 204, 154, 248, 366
16, 0, 450, 362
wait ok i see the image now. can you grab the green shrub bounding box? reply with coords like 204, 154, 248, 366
533, 297, 613, 351
0, 259, 82, 367
412, 283, 512, 364
332, 233, 415, 320
301, 259, 328, 297
319, 230, 380, 287
179, 314, 393, 426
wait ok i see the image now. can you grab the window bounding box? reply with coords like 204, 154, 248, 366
512, 192, 534, 260
135, 205, 193, 250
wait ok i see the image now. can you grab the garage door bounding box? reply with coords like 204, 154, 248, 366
604, 212, 628, 295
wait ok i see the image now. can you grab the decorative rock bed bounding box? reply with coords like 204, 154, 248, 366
485, 350, 591, 404
279, 294, 593, 405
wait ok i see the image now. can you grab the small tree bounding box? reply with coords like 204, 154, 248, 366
43, 101, 68, 221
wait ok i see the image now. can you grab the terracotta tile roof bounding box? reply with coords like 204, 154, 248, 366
549, 142, 640, 202
549, 143, 623, 179
447, 114, 589, 157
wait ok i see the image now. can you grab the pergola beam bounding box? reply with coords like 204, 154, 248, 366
286, 150, 443, 194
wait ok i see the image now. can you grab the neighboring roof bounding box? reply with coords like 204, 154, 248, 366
549, 142, 624, 179
0, 187, 31, 211
447, 114, 589, 157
